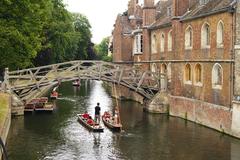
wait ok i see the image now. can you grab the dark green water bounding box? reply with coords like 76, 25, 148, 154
6, 81, 240, 160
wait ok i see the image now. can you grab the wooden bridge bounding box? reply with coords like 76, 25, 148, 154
2, 61, 165, 101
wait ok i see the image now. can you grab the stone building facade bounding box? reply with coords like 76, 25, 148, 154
112, 0, 240, 138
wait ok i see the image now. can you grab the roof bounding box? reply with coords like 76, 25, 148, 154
181, 0, 235, 21
149, 0, 173, 30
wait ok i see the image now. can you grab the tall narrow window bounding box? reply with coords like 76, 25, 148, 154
201, 23, 210, 48
134, 33, 143, 54
151, 34, 157, 53
160, 64, 167, 90
212, 63, 223, 89
161, 64, 167, 74
160, 33, 165, 52
151, 63, 157, 73
194, 63, 202, 85
167, 63, 172, 82
184, 63, 192, 83
151, 63, 157, 77
168, 31, 172, 51
217, 21, 224, 47
185, 26, 193, 49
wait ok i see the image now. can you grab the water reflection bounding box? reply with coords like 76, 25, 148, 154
6, 81, 240, 160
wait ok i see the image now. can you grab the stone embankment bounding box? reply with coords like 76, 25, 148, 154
0, 92, 11, 159
107, 83, 240, 139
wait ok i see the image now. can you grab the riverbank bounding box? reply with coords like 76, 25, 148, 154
0, 92, 11, 159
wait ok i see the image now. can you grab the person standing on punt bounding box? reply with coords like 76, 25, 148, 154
95, 102, 101, 124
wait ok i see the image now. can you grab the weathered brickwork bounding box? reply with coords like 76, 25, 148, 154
112, 0, 240, 138
170, 95, 232, 134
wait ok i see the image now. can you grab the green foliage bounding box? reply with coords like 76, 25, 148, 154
0, 0, 95, 71
72, 13, 93, 60
95, 37, 111, 61
0, 0, 49, 70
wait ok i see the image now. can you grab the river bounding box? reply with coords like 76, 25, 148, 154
6, 81, 240, 160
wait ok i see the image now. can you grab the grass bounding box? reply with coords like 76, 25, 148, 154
0, 93, 10, 129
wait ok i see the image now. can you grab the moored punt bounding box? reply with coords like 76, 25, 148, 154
35, 103, 54, 112
72, 80, 80, 86
50, 91, 58, 99
102, 112, 122, 132
77, 114, 104, 132
24, 97, 54, 113
24, 103, 35, 112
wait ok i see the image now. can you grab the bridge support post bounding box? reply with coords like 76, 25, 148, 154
3, 68, 10, 92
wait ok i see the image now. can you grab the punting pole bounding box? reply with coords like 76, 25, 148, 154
113, 82, 122, 131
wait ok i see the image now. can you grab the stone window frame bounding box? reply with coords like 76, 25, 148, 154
161, 63, 167, 74
201, 22, 211, 49
217, 20, 224, 48
167, 63, 172, 82
194, 63, 203, 87
151, 63, 158, 77
134, 33, 143, 54
212, 63, 223, 90
185, 25, 193, 50
184, 63, 192, 85
151, 33, 157, 54
160, 32, 165, 52
168, 30, 173, 51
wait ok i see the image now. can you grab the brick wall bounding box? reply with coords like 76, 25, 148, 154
169, 95, 232, 134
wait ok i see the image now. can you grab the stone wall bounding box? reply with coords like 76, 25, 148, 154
0, 93, 11, 159
111, 83, 145, 104
232, 101, 240, 138
169, 95, 232, 134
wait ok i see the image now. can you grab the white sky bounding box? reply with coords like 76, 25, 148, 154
63, 0, 130, 44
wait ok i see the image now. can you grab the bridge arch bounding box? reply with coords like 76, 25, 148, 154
2, 61, 163, 101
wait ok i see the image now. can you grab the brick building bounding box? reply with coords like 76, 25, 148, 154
112, 0, 240, 138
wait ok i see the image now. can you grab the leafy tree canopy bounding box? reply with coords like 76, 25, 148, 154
95, 37, 112, 62
0, 0, 96, 74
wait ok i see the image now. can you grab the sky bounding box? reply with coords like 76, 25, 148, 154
63, 0, 130, 44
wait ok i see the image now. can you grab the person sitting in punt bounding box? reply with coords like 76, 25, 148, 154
87, 116, 95, 126
114, 109, 119, 124
103, 111, 111, 119
82, 111, 90, 119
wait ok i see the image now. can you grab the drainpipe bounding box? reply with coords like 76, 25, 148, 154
231, 6, 236, 108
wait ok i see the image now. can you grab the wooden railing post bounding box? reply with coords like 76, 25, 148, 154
3, 68, 9, 92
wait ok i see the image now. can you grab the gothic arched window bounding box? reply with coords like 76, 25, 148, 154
217, 21, 224, 47
212, 63, 223, 89
201, 23, 211, 48
185, 26, 193, 49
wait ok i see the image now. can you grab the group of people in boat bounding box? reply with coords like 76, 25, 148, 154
81, 102, 121, 128
103, 109, 120, 125
82, 102, 101, 126
82, 112, 95, 126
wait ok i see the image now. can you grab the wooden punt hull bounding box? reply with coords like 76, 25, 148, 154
50, 96, 58, 99
102, 116, 122, 132
77, 114, 104, 132
72, 83, 80, 86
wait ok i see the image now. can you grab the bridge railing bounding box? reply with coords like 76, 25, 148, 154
3, 60, 166, 100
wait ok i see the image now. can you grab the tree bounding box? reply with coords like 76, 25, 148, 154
35, 0, 79, 65
72, 13, 96, 60
95, 37, 112, 61
0, 0, 95, 74
0, 0, 51, 70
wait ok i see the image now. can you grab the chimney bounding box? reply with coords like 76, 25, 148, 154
173, 0, 190, 17
143, 0, 156, 26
